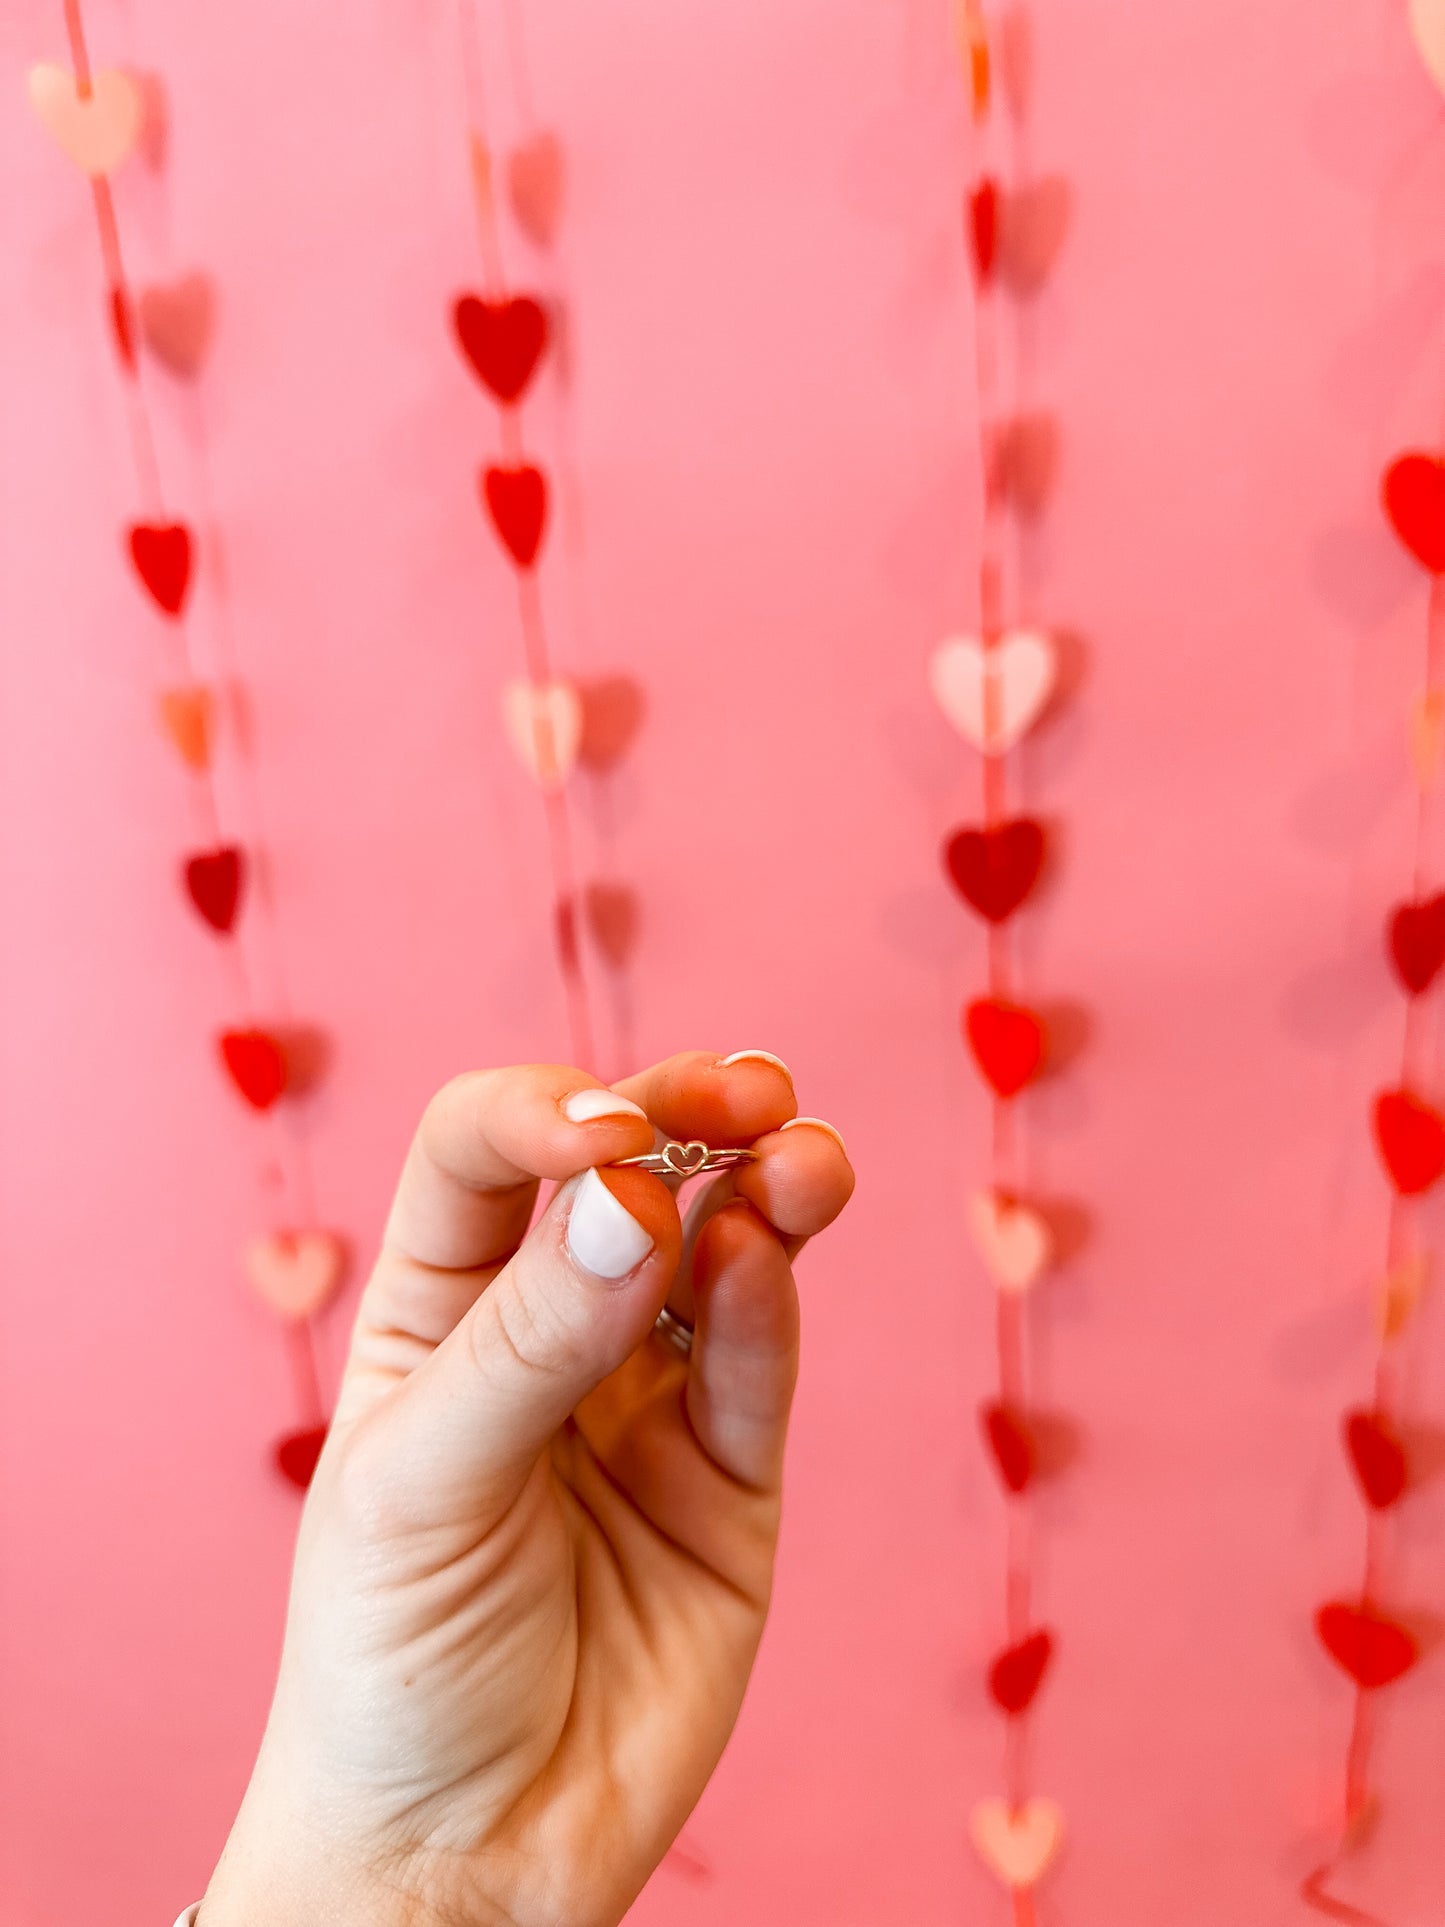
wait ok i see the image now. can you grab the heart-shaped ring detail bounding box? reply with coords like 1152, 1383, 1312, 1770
662, 1140, 708, 1177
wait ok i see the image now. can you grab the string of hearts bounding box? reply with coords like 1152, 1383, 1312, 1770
934, 5, 1074, 1915
29, 1, 344, 1492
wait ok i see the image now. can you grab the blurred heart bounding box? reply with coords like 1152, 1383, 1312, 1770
968, 1190, 1052, 1292
184, 846, 244, 933
128, 522, 193, 617
578, 676, 647, 769
246, 1231, 346, 1321
965, 998, 1045, 1098
1383, 453, 1445, 572
968, 178, 998, 279
988, 1629, 1054, 1715
274, 1424, 327, 1490
998, 177, 1072, 294
993, 413, 1058, 517
503, 678, 582, 788
1372, 1089, 1445, 1195
1315, 1602, 1418, 1689
929, 631, 1056, 753
584, 883, 640, 966
1343, 1410, 1408, 1510
1410, 0, 1445, 93
158, 685, 213, 770
1388, 894, 1445, 994
1409, 691, 1445, 789
138, 273, 214, 377
453, 294, 548, 404
945, 819, 1045, 923
969, 1796, 1063, 1889
981, 1402, 1034, 1492
508, 132, 564, 244
998, 4, 1033, 119
482, 464, 547, 568
220, 1029, 287, 1110
28, 63, 141, 176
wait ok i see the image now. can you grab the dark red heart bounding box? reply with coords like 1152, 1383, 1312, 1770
981, 1402, 1034, 1493
1315, 1601, 1418, 1689
1343, 1410, 1408, 1510
988, 1629, 1054, 1715
1383, 454, 1445, 574
1387, 895, 1445, 996
219, 1029, 287, 1110
969, 178, 998, 280
184, 846, 244, 934
273, 1424, 327, 1490
965, 998, 1045, 1098
482, 464, 547, 569
944, 819, 1045, 924
1372, 1089, 1445, 1195
452, 294, 548, 404
127, 522, 193, 617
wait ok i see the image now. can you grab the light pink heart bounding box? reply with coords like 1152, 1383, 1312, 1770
929, 630, 1056, 754
139, 273, 215, 378
503, 678, 583, 788
969, 1797, 1064, 1890
508, 133, 564, 246
968, 1191, 1052, 1293
28, 63, 142, 177
1410, 0, 1445, 94
246, 1231, 347, 1321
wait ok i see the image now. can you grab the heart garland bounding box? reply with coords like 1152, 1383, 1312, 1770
127, 521, 193, 617
28, 62, 142, 176
453, 294, 548, 404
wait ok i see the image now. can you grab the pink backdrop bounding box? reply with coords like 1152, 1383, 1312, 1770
5, 1, 1445, 1921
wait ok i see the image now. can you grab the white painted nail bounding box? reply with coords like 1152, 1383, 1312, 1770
780, 1116, 849, 1157
566, 1168, 654, 1280
561, 1088, 648, 1125
719, 1049, 792, 1076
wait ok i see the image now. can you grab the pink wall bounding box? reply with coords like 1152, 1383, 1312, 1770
5, 1, 1445, 1921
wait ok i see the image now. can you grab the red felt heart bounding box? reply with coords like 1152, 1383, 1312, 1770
965, 998, 1045, 1098
1383, 453, 1445, 573
127, 521, 193, 617
184, 846, 244, 934
219, 1029, 287, 1110
482, 465, 548, 569
945, 819, 1045, 924
1387, 894, 1445, 996
452, 294, 548, 405
1315, 1601, 1418, 1689
1372, 1088, 1445, 1195
1343, 1409, 1408, 1510
988, 1629, 1054, 1716
981, 1402, 1034, 1493
274, 1424, 327, 1490
969, 178, 998, 280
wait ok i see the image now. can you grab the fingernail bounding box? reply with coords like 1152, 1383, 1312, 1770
566, 1168, 654, 1279
561, 1088, 648, 1125
781, 1116, 849, 1157
719, 1049, 792, 1077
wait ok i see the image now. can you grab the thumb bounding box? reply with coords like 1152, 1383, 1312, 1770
367, 1165, 681, 1524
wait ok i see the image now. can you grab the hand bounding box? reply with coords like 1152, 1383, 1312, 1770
200, 1051, 853, 1927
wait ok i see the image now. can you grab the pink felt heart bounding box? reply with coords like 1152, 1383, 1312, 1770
969, 1797, 1063, 1890
968, 1190, 1052, 1292
503, 678, 583, 788
998, 177, 1072, 295
508, 133, 564, 245
929, 631, 1056, 754
991, 413, 1059, 518
28, 63, 141, 176
246, 1231, 346, 1321
138, 273, 215, 378
158, 685, 214, 770
584, 883, 640, 966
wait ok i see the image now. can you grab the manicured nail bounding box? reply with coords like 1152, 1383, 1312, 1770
561, 1087, 648, 1125
781, 1116, 849, 1157
566, 1168, 654, 1279
719, 1049, 792, 1077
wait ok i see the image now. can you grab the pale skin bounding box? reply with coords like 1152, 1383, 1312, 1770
199, 1050, 854, 1927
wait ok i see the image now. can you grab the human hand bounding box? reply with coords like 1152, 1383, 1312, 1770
199, 1051, 853, 1927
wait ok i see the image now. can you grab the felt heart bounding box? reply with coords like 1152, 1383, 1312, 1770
482, 464, 548, 569
969, 1797, 1063, 1890
929, 631, 1056, 754
998, 177, 1071, 295
219, 1029, 287, 1111
508, 132, 564, 245
184, 846, 244, 934
578, 676, 647, 769
158, 685, 213, 770
28, 63, 142, 176
988, 1629, 1054, 1716
1410, 0, 1445, 93
1388, 894, 1445, 995
128, 522, 193, 617
584, 882, 640, 966
138, 273, 214, 378
274, 1424, 327, 1490
246, 1230, 346, 1321
981, 1402, 1034, 1493
1343, 1409, 1408, 1510
1375, 1252, 1428, 1341
968, 1190, 1052, 1292
502, 678, 582, 788
966, 999, 1045, 1098
992, 413, 1058, 519
945, 819, 1045, 923
1372, 1089, 1445, 1195
1383, 453, 1445, 572
1315, 1602, 1419, 1689
453, 294, 548, 404
1409, 691, 1445, 790
663, 1140, 709, 1177
968, 178, 999, 280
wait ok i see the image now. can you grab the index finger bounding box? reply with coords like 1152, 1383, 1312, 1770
612, 1048, 798, 1147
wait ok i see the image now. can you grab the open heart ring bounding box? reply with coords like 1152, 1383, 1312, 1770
612, 1139, 758, 1181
